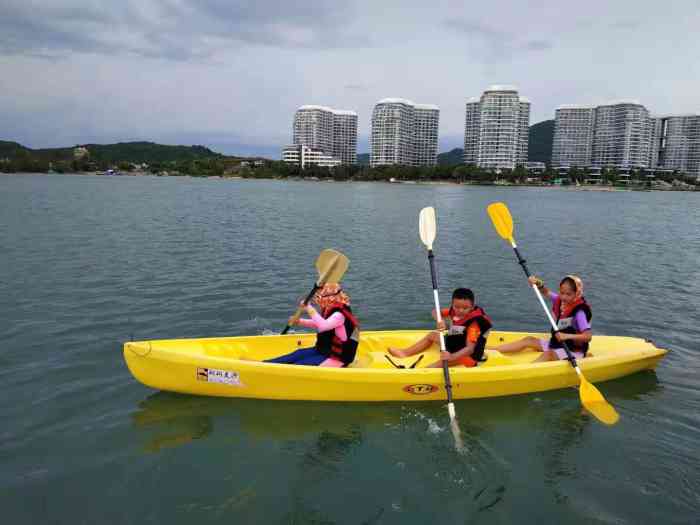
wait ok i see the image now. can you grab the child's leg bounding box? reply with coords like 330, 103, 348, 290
494, 336, 541, 354
427, 356, 476, 368
533, 350, 557, 363
266, 347, 319, 364
388, 331, 439, 357
294, 352, 328, 366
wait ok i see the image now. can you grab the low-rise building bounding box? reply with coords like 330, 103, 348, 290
282, 144, 342, 169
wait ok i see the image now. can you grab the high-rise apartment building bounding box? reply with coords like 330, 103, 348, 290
414, 105, 440, 166
370, 98, 439, 167
463, 86, 530, 170
650, 115, 700, 178
592, 102, 652, 169
552, 101, 653, 169
290, 105, 357, 165
551, 106, 597, 168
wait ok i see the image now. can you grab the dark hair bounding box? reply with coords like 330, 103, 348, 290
452, 288, 474, 303
559, 277, 577, 292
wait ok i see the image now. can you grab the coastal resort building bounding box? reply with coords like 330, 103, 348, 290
650, 114, 700, 179
463, 85, 530, 170
370, 98, 439, 167
282, 144, 342, 169
287, 105, 358, 167
552, 101, 654, 174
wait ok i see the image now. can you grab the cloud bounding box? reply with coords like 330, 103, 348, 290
610, 19, 641, 30
524, 40, 553, 51
0, 0, 371, 61
344, 84, 369, 91
443, 18, 554, 59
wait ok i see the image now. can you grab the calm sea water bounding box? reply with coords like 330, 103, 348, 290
1, 174, 698, 524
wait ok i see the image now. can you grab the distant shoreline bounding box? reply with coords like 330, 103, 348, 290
3, 171, 697, 192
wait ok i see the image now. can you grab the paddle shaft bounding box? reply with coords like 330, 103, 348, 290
508, 241, 582, 371
427, 250, 455, 407
281, 284, 320, 335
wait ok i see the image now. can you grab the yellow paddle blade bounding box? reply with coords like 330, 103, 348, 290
315, 249, 349, 285
487, 202, 514, 243
419, 207, 437, 250
579, 375, 620, 425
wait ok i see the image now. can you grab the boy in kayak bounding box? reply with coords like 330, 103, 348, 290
266, 283, 360, 367
387, 288, 492, 368
493, 275, 592, 362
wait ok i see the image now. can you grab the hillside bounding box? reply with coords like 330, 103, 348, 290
0, 141, 222, 163
437, 148, 463, 166
0, 141, 30, 158
528, 119, 555, 165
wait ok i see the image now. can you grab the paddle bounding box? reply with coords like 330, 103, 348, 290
419, 207, 464, 450
281, 249, 349, 335
487, 202, 619, 425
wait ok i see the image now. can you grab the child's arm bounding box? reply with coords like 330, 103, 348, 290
307, 307, 345, 332
529, 276, 552, 298
440, 323, 480, 361
440, 341, 476, 362
555, 330, 592, 344
555, 310, 592, 343
432, 308, 449, 330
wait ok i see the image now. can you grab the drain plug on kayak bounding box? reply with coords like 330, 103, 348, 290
125, 342, 152, 357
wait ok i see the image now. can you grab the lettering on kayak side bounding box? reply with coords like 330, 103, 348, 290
196, 367, 241, 386
403, 384, 439, 395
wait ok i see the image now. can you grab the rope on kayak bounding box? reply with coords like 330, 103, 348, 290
384, 354, 424, 369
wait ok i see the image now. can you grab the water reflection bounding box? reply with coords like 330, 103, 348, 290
132, 370, 662, 454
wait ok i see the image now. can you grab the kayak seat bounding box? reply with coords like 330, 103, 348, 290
348, 353, 374, 368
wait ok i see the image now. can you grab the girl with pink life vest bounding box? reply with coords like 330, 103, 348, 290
494, 275, 592, 363
266, 283, 360, 367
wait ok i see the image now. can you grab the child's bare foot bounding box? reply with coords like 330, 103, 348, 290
387, 347, 407, 358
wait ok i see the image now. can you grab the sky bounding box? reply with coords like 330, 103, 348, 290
1, 0, 699, 158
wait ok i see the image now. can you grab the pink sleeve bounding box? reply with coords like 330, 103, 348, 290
297, 318, 317, 329
309, 310, 345, 333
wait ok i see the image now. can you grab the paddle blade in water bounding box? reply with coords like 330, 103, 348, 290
449, 414, 466, 454
487, 202, 514, 243
579, 376, 620, 425
419, 207, 437, 249
316, 249, 349, 285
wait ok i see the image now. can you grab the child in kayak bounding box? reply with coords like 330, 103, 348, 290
493, 275, 592, 362
266, 283, 360, 367
387, 288, 492, 368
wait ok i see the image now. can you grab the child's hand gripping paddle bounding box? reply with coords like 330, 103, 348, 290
281, 249, 349, 335
419, 207, 464, 451
487, 202, 619, 426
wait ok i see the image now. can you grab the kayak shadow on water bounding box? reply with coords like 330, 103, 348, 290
130, 370, 662, 453
131, 392, 406, 453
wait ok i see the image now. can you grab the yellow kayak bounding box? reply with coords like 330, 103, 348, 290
123, 330, 667, 401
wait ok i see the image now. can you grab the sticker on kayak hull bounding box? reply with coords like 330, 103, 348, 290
403, 384, 439, 395
197, 367, 241, 386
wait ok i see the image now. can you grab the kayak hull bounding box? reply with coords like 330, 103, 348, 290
123, 330, 667, 401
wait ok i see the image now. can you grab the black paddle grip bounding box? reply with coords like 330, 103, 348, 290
428, 251, 439, 290
512, 246, 532, 278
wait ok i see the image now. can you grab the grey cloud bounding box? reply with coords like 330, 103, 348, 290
524, 40, 553, 51
0, 0, 371, 61
443, 18, 553, 59
610, 20, 641, 30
